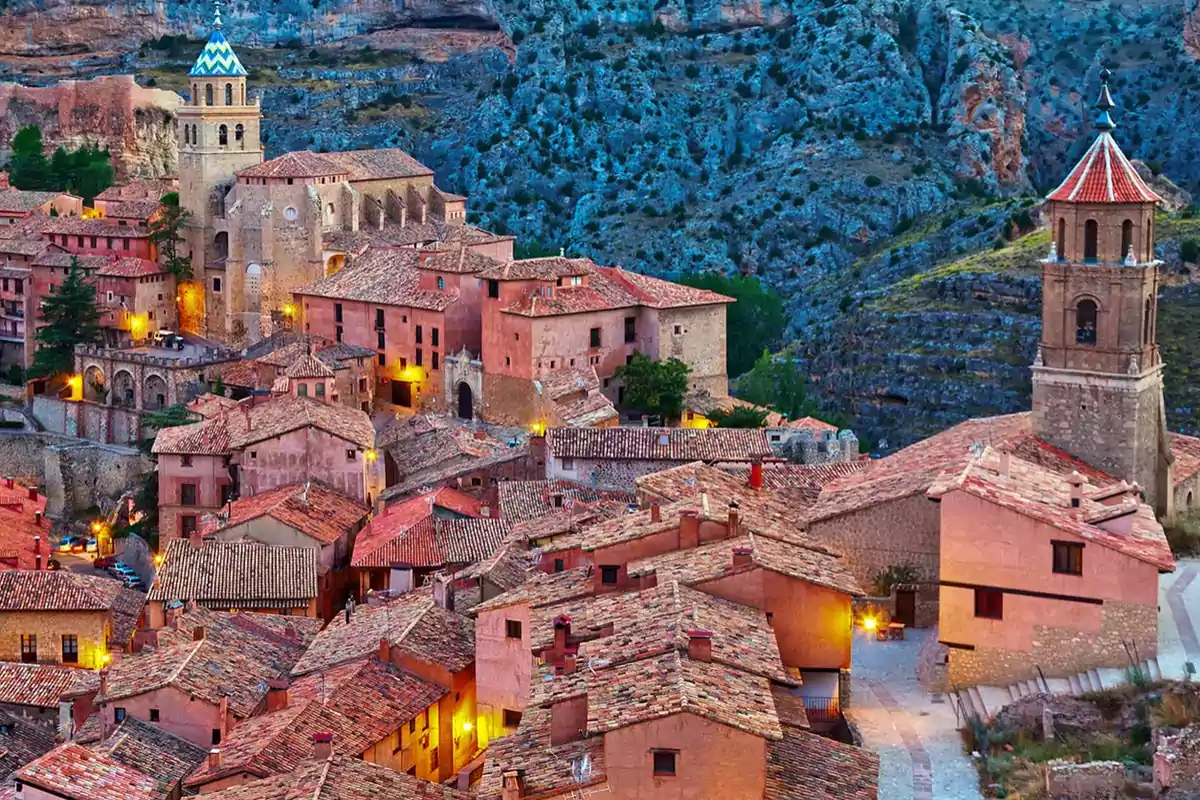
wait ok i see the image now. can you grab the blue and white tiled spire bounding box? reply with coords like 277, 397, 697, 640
189, 0, 248, 78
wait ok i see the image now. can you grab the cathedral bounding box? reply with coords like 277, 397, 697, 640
177, 5, 494, 347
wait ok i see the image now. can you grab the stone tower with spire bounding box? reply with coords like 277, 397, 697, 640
1031, 69, 1173, 516
177, 0, 263, 339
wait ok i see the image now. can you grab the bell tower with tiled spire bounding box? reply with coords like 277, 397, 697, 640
1031, 69, 1173, 516
177, 0, 263, 338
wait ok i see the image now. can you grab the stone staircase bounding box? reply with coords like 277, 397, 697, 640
952, 652, 1187, 724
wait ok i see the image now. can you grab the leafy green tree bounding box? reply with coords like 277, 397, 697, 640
737, 348, 849, 428
50, 147, 73, 190
708, 405, 770, 428
679, 272, 786, 377
615, 352, 691, 420
149, 192, 193, 280
72, 147, 115, 205
28, 257, 102, 380
9, 126, 53, 191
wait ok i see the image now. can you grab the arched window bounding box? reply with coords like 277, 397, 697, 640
183, 125, 190, 145
1188, 490, 1195, 509
1076, 299, 1098, 345
192, 125, 198, 145
1144, 296, 1153, 345
1147, 218, 1153, 260
1083, 219, 1098, 262
1121, 220, 1133, 261
1056, 218, 1065, 260
192, 84, 199, 106
225, 83, 233, 105
235, 124, 244, 142
205, 83, 214, 106
218, 125, 228, 146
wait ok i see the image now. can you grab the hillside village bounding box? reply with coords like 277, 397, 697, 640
2, 11, 1200, 800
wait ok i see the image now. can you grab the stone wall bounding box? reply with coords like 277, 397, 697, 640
0, 431, 149, 517
948, 600, 1157, 687
806, 492, 941, 597
1045, 760, 1125, 800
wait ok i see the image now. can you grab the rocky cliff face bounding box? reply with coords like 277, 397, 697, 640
0, 75, 180, 179
6, 0, 1200, 447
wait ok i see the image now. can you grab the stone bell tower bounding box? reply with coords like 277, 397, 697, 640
177, 0, 263, 339
1031, 69, 1173, 516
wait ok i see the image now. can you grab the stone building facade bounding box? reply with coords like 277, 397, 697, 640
1032, 75, 1172, 515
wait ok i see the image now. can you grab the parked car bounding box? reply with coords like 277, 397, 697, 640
55, 536, 84, 553
121, 575, 145, 591
152, 329, 185, 350
86, 538, 98, 553
107, 564, 136, 578
94, 556, 120, 569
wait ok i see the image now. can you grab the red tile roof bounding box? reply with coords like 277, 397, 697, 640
495, 262, 732, 317
0, 484, 50, 571
41, 217, 149, 237
928, 446, 1174, 572
151, 410, 245, 456
1047, 132, 1162, 204
547, 426, 772, 463
352, 491, 507, 569
0, 189, 65, 214
720, 462, 867, 506
294, 245, 456, 311
0, 662, 98, 708
199, 482, 367, 545
185, 393, 241, 419
149, 539, 319, 609
184, 657, 444, 787
765, 726, 880, 800
95, 180, 176, 203
284, 353, 336, 379
16, 743, 162, 800
321, 148, 434, 181
0, 570, 114, 611
95, 257, 167, 277
91, 716, 208, 795
237, 151, 348, 179
196, 755, 470, 800
99, 199, 163, 222
498, 479, 635, 522
417, 245, 498, 274
228, 394, 375, 449
1172, 433, 1200, 487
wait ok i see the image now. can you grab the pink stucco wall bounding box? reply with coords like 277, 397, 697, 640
238, 427, 377, 503
475, 602, 533, 745
938, 490, 1160, 652
602, 712, 767, 800
102, 684, 232, 748
158, 452, 230, 542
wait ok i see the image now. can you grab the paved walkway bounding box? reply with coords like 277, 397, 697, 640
847, 628, 983, 800
1160, 558, 1200, 669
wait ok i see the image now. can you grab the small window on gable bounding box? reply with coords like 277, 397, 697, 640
346, 449, 356, 462
503, 709, 522, 728
600, 565, 619, 585
1052, 541, 1083, 576
505, 620, 522, 639
653, 750, 677, 776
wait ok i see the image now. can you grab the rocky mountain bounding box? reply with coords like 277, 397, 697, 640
4, 0, 1200, 448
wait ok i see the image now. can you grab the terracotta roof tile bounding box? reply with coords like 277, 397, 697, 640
0, 569, 112, 611
0, 189, 66, 214
149, 539, 319, 609
198, 482, 367, 545
94, 257, 166, 277
184, 658, 443, 786
324, 220, 504, 252
40, 217, 149, 237
416, 245, 499, 274
720, 462, 866, 506
0, 709, 56, 781
95, 180, 176, 203
765, 726, 880, 800
628, 532, 865, 596
185, 393, 241, 418
353, 489, 505, 568
237, 151, 347, 179
285, 353, 336, 378
292, 589, 474, 677
1172, 432, 1200, 486
197, 755, 471, 800
0, 483, 50, 571
321, 148, 434, 181
150, 410, 244, 456
471, 566, 595, 614
294, 246, 454, 311
0, 662, 98, 709
1048, 132, 1162, 205
928, 446, 1174, 572
498, 479, 636, 523
16, 743, 162, 800
99, 200, 163, 222
95, 716, 208, 794
547, 426, 772, 464
496, 263, 732, 317
151, 607, 321, 653
228, 394, 374, 449
478, 705, 606, 798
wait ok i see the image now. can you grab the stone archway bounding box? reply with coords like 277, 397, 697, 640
144, 374, 168, 410
112, 370, 136, 408
214, 232, 229, 260
245, 263, 262, 313
457, 382, 474, 421
84, 365, 107, 404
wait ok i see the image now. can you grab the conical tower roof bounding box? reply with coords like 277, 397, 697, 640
189, 1, 247, 77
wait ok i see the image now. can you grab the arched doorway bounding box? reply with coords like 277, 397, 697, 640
245, 263, 262, 313
214, 232, 229, 260
112, 370, 135, 408
457, 382, 473, 420
84, 366, 107, 403
144, 374, 168, 410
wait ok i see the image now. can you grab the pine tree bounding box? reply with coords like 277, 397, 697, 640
28, 257, 102, 380
149, 192, 193, 280
50, 147, 73, 191
9, 126, 53, 191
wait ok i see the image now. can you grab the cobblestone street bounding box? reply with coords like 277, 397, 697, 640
847, 629, 983, 800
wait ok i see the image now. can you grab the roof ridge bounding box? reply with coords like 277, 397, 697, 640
164, 640, 205, 690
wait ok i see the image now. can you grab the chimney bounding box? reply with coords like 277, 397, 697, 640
474, 429, 487, 441
378, 637, 391, 663
99, 669, 109, 697
34, 512, 42, 526
680, 509, 700, 550
998, 450, 1011, 477
552, 614, 571, 657
189, 530, 203, 549
1068, 471, 1084, 509
480, 503, 491, 518
749, 459, 763, 490
193, 625, 206, 642
312, 732, 333, 760
208, 748, 221, 771
687, 630, 713, 662
732, 545, 754, 568
34, 536, 41, 570
219, 696, 229, 742
4, 478, 12, 489
727, 502, 740, 536
561, 652, 577, 674
27, 486, 36, 501
650, 502, 661, 523
266, 678, 289, 712
501, 769, 527, 800
284, 624, 297, 641
433, 574, 455, 612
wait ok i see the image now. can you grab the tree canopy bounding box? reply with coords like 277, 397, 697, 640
678, 272, 786, 378
615, 352, 691, 420
8, 126, 115, 203
28, 257, 102, 380
708, 405, 770, 428
738, 348, 848, 428
149, 192, 193, 280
